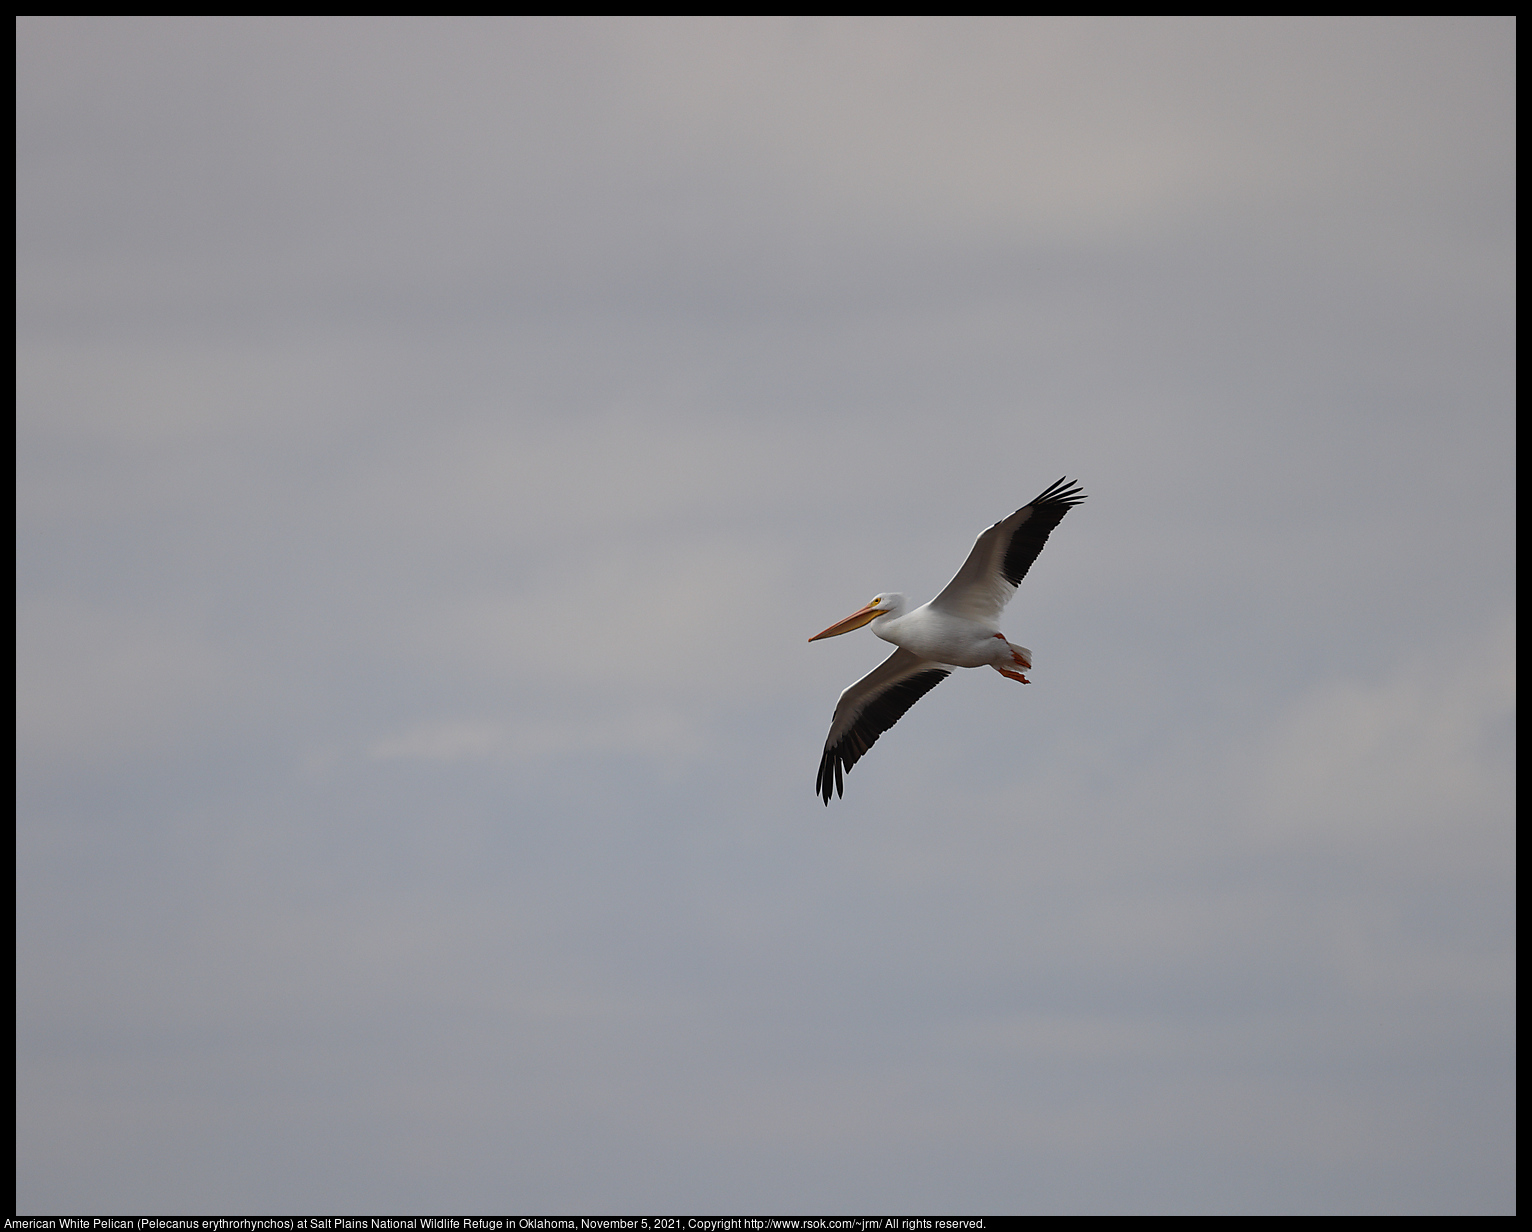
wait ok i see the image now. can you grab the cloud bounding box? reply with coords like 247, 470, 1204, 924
367, 711, 698, 764
17, 599, 235, 770
17, 18, 1512, 323
1249, 611, 1514, 861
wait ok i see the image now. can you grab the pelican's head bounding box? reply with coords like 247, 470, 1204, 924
808, 593, 905, 641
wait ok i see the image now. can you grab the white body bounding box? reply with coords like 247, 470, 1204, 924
866, 596, 1031, 673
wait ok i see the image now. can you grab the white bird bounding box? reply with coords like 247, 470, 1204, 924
809, 477, 1086, 803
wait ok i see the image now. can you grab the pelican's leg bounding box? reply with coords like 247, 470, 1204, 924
991, 634, 1032, 683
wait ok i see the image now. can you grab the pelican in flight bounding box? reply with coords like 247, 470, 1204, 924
810, 477, 1086, 803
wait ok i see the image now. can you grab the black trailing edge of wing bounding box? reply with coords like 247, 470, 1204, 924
817, 667, 951, 804
1000, 476, 1086, 589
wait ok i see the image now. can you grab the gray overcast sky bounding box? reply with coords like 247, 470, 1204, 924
17, 17, 1514, 1215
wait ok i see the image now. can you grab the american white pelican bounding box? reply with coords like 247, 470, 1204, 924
810, 477, 1085, 803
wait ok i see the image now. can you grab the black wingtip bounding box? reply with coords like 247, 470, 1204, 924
816, 749, 839, 805
816, 747, 850, 804
1031, 476, 1086, 508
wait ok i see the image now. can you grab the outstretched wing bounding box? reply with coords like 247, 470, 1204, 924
817, 647, 952, 804
927, 477, 1086, 624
